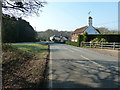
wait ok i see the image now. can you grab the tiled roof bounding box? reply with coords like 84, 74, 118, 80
73, 25, 100, 34
73, 26, 88, 34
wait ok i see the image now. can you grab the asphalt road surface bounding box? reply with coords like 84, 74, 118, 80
48, 43, 119, 88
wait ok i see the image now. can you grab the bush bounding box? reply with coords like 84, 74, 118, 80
78, 33, 88, 45
90, 38, 108, 48
90, 38, 107, 43
100, 38, 107, 42
2, 14, 37, 43
78, 35, 83, 43
83, 33, 87, 42
54, 40, 65, 44
66, 41, 79, 47
87, 34, 120, 42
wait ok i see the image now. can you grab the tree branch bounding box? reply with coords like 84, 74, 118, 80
2, 0, 47, 17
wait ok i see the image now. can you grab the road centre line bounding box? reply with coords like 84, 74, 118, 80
80, 55, 90, 60
80, 55, 106, 68
60, 45, 106, 69
63, 46, 106, 69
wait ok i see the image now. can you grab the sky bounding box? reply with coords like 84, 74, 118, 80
23, 0, 118, 32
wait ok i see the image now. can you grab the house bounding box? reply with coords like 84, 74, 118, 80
71, 16, 100, 42
50, 35, 60, 41
50, 35, 68, 42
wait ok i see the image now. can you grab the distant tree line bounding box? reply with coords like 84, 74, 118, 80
96, 27, 120, 34
2, 14, 37, 43
37, 29, 72, 41
37, 27, 119, 41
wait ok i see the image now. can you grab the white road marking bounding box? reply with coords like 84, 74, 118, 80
80, 55, 106, 68
49, 45, 118, 89
63, 45, 108, 69
80, 55, 90, 60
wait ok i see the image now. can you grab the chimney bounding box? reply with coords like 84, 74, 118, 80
88, 16, 92, 26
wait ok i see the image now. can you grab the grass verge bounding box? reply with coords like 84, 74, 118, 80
2, 42, 49, 89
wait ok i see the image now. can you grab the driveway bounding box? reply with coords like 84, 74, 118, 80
48, 43, 119, 88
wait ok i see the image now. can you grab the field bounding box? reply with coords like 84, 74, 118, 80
2, 42, 49, 88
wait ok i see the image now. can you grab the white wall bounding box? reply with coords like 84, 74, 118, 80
50, 36, 53, 41
84, 26, 99, 34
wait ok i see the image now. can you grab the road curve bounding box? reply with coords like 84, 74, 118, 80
48, 43, 119, 88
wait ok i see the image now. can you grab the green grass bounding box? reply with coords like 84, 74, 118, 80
12, 43, 48, 54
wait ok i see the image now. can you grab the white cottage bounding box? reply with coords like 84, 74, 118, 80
50, 35, 68, 42
71, 16, 100, 42
84, 17, 100, 34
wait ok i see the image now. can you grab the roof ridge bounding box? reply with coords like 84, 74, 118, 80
76, 25, 88, 30
73, 25, 88, 34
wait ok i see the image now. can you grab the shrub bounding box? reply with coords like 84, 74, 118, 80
90, 38, 108, 48
78, 35, 83, 43
66, 41, 79, 47
78, 33, 88, 45
87, 34, 120, 42
90, 37, 107, 43
90, 38, 100, 43
83, 34, 87, 42
100, 38, 107, 42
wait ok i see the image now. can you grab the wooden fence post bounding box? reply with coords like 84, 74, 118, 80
101, 42, 103, 49
90, 42, 92, 48
84, 42, 86, 47
113, 42, 115, 50
81, 42, 82, 47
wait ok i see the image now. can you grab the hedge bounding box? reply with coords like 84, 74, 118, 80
78, 34, 120, 42
66, 41, 79, 47
78, 34, 88, 43
54, 40, 65, 44
66, 34, 119, 47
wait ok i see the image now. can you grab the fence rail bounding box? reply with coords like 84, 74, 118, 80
81, 42, 120, 50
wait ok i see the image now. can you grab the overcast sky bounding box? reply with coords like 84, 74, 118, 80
23, 0, 118, 32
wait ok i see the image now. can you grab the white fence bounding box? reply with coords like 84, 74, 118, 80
81, 42, 120, 50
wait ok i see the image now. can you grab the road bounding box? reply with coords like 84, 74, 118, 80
48, 43, 119, 88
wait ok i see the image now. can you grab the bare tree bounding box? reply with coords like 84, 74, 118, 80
96, 27, 110, 34
2, 0, 47, 17
97, 27, 119, 34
